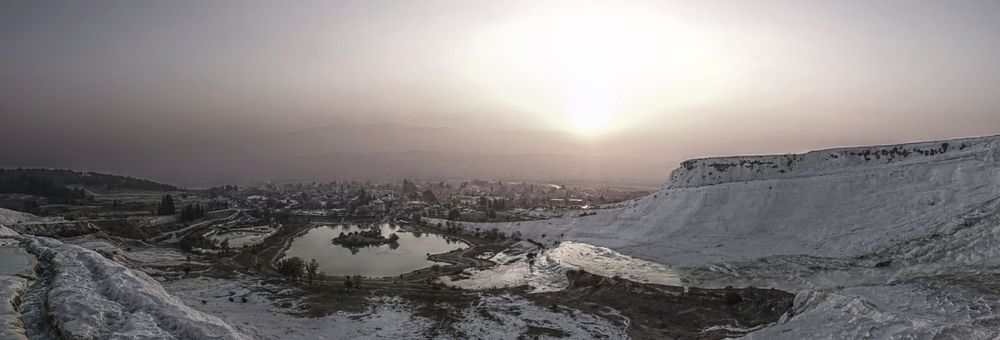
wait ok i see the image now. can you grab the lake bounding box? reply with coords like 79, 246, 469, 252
280, 223, 467, 277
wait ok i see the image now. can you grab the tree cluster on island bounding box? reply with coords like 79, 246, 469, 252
332, 227, 400, 248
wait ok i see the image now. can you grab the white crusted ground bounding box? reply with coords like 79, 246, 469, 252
439, 241, 679, 292
0, 208, 61, 226
163, 276, 630, 339
165, 277, 433, 339
454, 294, 628, 339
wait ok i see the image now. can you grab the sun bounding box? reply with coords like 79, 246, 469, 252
570, 108, 610, 136
466, 3, 712, 136
564, 81, 614, 135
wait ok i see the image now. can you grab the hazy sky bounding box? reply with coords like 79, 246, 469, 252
2, 0, 1000, 183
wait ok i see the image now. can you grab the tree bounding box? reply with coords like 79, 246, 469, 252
275, 257, 306, 281
421, 189, 438, 203
306, 259, 320, 284
157, 194, 176, 216
448, 208, 461, 220
402, 179, 418, 196
724, 291, 743, 306
219, 239, 229, 253
181, 203, 205, 221
410, 213, 424, 226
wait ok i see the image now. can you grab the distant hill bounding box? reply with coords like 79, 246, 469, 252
0, 168, 178, 197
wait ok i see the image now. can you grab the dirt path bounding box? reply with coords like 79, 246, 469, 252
151, 209, 241, 243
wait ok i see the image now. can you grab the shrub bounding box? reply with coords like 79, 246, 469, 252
275, 257, 306, 281
724, 291, 742, 306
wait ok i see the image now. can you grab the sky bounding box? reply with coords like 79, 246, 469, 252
1, 0, 1000, 185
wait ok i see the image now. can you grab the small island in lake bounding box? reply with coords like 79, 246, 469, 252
332, 227, 400, 248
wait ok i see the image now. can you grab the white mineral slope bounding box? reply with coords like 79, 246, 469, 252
440, 241, 680, 292
459, 135, 1000, 267
680, 189, 1000, 293
741, 283, 1000, 339
17, 236, 247, 340
730, 195, 1000, 338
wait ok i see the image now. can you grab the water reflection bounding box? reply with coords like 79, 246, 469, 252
281, 223, 467, 277
0, 246, 33, 275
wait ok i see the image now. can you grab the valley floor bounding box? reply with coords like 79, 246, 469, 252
0, 215, 793, 340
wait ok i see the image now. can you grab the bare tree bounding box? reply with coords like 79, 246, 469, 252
306, 259, 320, 284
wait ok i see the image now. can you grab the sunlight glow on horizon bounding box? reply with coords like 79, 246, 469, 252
465, 3, 729, 136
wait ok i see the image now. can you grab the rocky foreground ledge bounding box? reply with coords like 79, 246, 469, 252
15, 236, 247, 340
529, 270, 794, 339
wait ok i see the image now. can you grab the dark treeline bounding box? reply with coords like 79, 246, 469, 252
0, 168, 177, 191
0, 175, 88, 200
